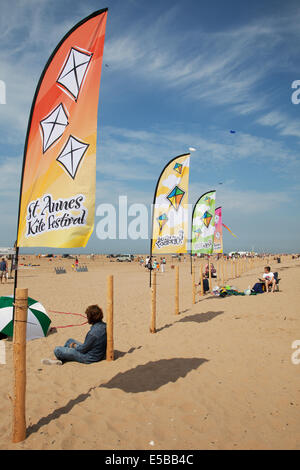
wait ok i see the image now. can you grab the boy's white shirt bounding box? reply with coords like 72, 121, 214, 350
263, 272, 274, 280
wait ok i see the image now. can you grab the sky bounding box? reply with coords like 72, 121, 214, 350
0, 0, 300, 254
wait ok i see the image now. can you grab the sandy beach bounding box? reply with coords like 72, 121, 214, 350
0, 254, 299, 450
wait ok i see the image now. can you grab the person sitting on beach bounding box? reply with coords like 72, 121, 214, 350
260, 266, 276, 293
199, 277, 210, 294
205, 263, 217, 278
43, 305, 107, 365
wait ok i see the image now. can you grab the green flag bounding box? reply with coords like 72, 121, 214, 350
191, 190, 216, 254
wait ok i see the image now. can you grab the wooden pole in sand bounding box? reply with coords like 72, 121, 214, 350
175, 266, 179, 315
199, 266, 204, 296
106, 275, 114, 361
150, 270, 156, 333
231, 258, 234, 279
221, 258, 225, 286
192, 266, 196, 304
12, 288, 28, 443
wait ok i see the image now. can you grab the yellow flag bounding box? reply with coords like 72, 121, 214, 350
151, 153, 190, 255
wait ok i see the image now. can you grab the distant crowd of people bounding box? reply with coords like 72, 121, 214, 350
137, 256, 167, 273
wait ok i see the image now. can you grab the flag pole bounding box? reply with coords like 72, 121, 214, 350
150, 270, 157, 333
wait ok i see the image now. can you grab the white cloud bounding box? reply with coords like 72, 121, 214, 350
257, 111, 300, 139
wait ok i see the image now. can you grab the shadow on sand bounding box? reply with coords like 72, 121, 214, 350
156, 310, 224, 333
100, 357, 208, 393
26, 357, 207, 436
114, 346, 142, 360
178, 311, 224, 324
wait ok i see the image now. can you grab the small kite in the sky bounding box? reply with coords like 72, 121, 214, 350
222, 223, 237, 237
230, 130, 236, 134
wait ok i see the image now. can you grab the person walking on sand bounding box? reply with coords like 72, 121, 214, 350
42, 305, 107, 365
0, 258, 8, 284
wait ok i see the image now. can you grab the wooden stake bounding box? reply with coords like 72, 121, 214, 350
192, 266, 196, 304
208, 257, 211, 292
231, 258, 234, 279
106, 275, 114, 361
150, 270, 156, 333
199, 266, 204, 296
12, 288, 28, 443
221, 259, 224, 286
175, 266, 179, 315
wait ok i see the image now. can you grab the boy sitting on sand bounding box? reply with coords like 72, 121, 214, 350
42, 305, 107, 365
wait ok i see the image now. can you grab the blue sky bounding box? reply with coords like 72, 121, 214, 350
0, 0, 300, 253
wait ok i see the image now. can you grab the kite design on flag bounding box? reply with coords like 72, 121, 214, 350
40, 103, 69, 153
204, 196, 212, 205
167, 186, 185, 211
56, 135, 89, 179
57, 47, 93, 101
157, 213, 168, 234
202, 211, 212, 228
173, 163, 183, 175
194, 228, 202, 238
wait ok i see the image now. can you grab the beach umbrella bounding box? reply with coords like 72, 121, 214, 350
0, 295, 51, 341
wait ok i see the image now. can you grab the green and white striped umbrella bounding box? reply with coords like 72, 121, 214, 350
0, 295, 51, 341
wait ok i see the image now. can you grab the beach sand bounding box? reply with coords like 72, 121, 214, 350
0, 254, 299, 450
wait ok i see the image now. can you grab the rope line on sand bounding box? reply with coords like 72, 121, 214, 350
48, 310, 88, 329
